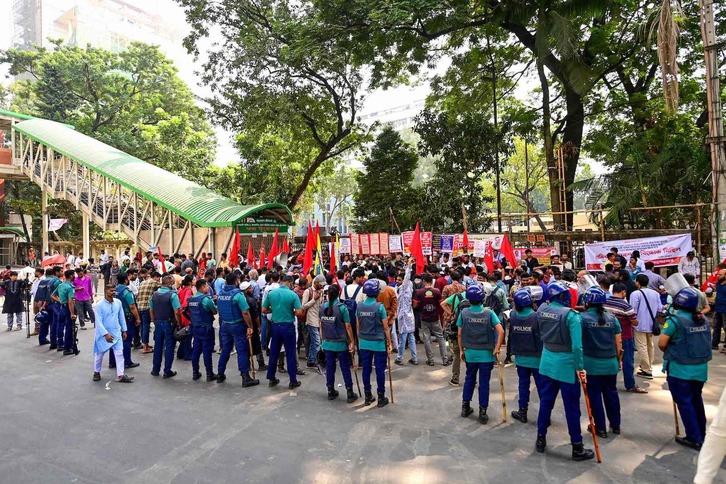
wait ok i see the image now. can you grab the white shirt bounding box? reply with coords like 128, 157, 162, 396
341, 283, 366, 304
129, 278, 140, 297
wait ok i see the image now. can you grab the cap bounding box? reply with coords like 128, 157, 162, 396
313, 275, 327, 285
240, 281, 251, 291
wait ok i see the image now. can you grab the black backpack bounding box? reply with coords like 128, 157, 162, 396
343, 285, 362, 320
485, 286, 503, 316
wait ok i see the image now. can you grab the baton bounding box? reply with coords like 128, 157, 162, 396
248, 338, 256, 380
673, 401, 680, 436
579, 372, 602, 463
497, 358, 507, 422
351, 351, 362, 397
386, 349, 395, 404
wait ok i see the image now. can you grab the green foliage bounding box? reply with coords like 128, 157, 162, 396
353, 126, 421, 232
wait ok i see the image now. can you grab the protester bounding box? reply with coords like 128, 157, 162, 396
395, 259, 418, 366
712, 268, 726, 350
413, 273, 448, 366
630, 274, 661, 380
678, 251, 701, 278
604, 282, 646, 393
73, 268, 94, 330
92, 285, 133, 383
376, 271, 398, 353
694, 386, 726, 483
109, 273, 140, 370
301, 275, 325, 369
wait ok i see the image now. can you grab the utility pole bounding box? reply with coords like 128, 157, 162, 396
700, 0, 726, 260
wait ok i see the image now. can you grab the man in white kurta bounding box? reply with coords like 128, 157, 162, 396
93, 285, 133, 383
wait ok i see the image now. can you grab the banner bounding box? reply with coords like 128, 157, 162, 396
48, 218, 68, 231
379, 233, 390, 255
440, 235, 454, 253
350, 234, 360, 255
432, 234, 442, 252
370, 233, 380, 255
339, 237, 351, 254
402, 231, 414, 254
421, 232, 433, 256
512, 247, 558, 263
360, 234, 371, 255
389, 235, 403, 253
584, 234, 692, 270
473, 239, 487, 257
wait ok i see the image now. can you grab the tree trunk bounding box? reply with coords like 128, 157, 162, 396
562, 87, 585, 231
537, 60, 561, 227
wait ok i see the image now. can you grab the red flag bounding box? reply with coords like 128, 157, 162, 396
267, 228, 279, 269
484, 241, 495, 273
462, 229, 469, 254
228, 228, 240, 268
499, 234, 517, 269
330, 241, 337, 273
303, 221, 314, 276
246, 241, 255, 269
259, 243, 266, 270
315, 221, 321, 241
157, 246, 166, 274
282, 236, 290, 254
410, 222, 425, 275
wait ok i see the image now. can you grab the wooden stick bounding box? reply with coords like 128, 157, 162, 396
386, 350, 395, 403
673, 401, 680, 436
248, 338, 256, 380
351, 352, 361, 397
579, 372, 602, 463
497, 358, 507, 422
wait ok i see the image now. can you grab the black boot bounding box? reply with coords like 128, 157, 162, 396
377, 393, 389, 408
257, 356, 268, 371
206, 372, 218, 382
511, 407, 528, 423
217, 373, 226, 383
346, 387, 358, 403
242, 372, 260, 388
327, 386, 339, 400
587, 424, 608, 439
192, 371, 202, 381
461, 401, 474, 418
364, 392, 376, 406
571, 442, 595, 461
536, 434, 546, 453
478, 406, 488, 424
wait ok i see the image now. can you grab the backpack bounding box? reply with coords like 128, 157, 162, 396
35, 279, 52, 303
343, 285, 362, 320
485, 286, 503, 316
447, 292, 471, 340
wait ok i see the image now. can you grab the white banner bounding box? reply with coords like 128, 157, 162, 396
389, 235, 403, 253
338, 237, 351, 254
584, 234, 693, 270
473, 239, 488, 257
48, 218, 68, 231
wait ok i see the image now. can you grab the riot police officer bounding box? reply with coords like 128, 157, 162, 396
536, 281, 595, 461
189, 278, 218, 381
457, 285, 504, 424
320, 284, 358, 403
581, 286, 622, 438
509, 287, 543, 423
659, 287, 712, 450
217, 273, 258, 387
357, 280, 391, 407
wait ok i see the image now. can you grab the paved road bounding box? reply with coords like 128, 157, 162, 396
0, 322, 724, 484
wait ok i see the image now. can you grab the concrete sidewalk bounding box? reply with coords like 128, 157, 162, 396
0, 326, 724, 483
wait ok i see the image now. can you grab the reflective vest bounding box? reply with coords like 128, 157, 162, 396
217, 285, 243, 324
581, 310, 617, 359
151, 290, 174, 321
188, 293, 214, 328
537, 303, 572, 353
357, 301, 384, 341
509, 311, 542, 357
664, 313, 712, 365
460, 308, 495, 350
320, 302, 347, 343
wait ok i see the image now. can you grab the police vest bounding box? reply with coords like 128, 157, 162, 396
151, 290, 174, 321
188, 293, 214, 328
664, 313, 712, 365
509, 311, 542, 358
217, 286, 243, 324
34, 278, 53, 303
320, 302, 347, 343
460, 308, 495, 350
357, 301, 384, 341
581, 310, 618, 359
537, 303, 573, 353
116, 285, 133, 315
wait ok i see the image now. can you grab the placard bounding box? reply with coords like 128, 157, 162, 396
402, 231, 414, 254
339, 237, 351, 254
360, 234, 371, 255
389, 235, 402, 253
421, 232, 433, 256
350, 234, 360, 255
379, 233, 390, 255
370, 233, 380, 254
440, 235, 454, 253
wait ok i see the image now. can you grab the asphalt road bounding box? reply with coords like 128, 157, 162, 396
0, 320, 724, 484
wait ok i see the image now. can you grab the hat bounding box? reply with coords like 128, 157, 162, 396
240, 281, 251, 291
313, 275, 327, 285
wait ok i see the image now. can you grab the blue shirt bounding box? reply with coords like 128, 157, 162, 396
93, 298, 127, 354
715, 282, 726, 313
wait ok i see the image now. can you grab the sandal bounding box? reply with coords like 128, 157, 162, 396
626, 386, 648, 394
142, 348, 154, 353
116, 375, 134, 383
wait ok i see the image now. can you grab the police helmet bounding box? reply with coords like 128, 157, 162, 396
316, 349, 326, 367
583, 287, 608, 305
362, 279, 380, 297
466, 285, 485, 303
513, 288, 533, 309
547, 280, 571, 306
673, 287, 699, 310
34, 310, 50, 324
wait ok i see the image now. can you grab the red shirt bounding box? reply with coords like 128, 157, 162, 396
435, 276, 448, 293
414, 286, 442, 322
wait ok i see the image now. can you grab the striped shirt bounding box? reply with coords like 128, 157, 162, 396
136, 279, 160, 311
603, 296, 637, 339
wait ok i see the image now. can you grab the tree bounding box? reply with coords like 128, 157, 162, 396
353, 126, 421, 233
178, 0, 370, 211
414, 108, 508, 232
313, 165, 357, 232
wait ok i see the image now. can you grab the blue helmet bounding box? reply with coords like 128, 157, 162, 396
673, 287, 699, 310
466, 285, 485, 303
34, 310, 50, 324
584, 287, 608, 305
362, 279, 380, 297
547, 281, 571, 306
513, 288, 533, 309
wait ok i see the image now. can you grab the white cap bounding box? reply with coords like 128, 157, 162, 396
240, 281, 251, 291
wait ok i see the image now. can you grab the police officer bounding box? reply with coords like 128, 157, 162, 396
242, 281, 267, 371
51, 270, 77, 355
109, 273, 141, 370
457, 285, 504, 424
262, 275, 305, 389
581, 286, 622, 438
217, 273, 259, 387
356, 280, 391, 407
320, 284, 358, 403
509, 287, 543, 424
189, 278, 218, 381
150, 275, 182, 378
659, 287, 712, 450
536, 280, 595, 461
47, 267, 63, 350
34, 268, 57, 347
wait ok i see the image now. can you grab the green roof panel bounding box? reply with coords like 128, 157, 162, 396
12, 118, 292, 228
